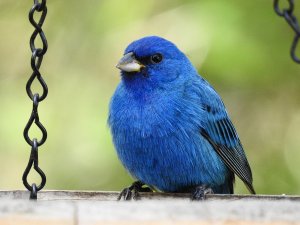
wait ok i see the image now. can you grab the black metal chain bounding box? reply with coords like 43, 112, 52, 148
274, 0, 300, 63
23, 0, 48, 200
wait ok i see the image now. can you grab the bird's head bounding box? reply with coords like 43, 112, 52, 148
116, 36, 196, 88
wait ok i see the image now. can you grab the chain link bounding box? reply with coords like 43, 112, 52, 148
274, 0, 300, 63
23, 0, 48, 200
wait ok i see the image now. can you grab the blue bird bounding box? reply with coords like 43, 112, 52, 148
108, 36, 255, 200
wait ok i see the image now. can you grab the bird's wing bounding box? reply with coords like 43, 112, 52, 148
198, 85, 255, 194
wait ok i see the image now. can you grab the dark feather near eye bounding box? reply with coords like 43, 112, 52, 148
137, 53, 163, 65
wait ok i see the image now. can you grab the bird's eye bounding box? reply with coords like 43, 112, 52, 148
150, 53, 163, 64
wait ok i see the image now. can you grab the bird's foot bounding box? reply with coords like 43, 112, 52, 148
191, 185, 214, 200
118, 181, 152, 201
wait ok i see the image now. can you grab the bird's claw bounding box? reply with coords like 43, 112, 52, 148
117, 187, 134, 200
191, 185, 214, 200
118, 181, 152, 201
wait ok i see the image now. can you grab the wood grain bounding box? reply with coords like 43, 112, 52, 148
0, 191, 299, 225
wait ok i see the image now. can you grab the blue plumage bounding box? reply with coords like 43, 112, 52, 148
109, 36, 255, 195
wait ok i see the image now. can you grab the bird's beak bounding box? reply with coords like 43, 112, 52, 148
116, 52, 145, 72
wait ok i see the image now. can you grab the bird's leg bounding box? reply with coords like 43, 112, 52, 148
118, 181, 152, 201
191, 184, 214, 200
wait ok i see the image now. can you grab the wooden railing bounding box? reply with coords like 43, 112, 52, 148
0, 190, 299, 225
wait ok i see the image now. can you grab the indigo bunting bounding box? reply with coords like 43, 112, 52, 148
109, 36, 255, 200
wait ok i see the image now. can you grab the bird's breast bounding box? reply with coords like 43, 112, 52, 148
109, 82, 206, 139
110, 94, 176, 138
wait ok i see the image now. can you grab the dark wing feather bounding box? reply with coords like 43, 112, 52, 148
201, 117, 255, 194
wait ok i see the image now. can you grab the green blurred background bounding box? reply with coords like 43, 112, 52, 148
0, 0, 299, 194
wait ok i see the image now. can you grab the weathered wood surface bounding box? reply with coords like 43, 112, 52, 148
1, 190, 300, 201
0, 190, 300, 225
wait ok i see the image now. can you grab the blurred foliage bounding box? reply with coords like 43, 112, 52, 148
0, 0, 299, 194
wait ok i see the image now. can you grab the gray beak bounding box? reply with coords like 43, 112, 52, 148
116, 52, 145, 72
